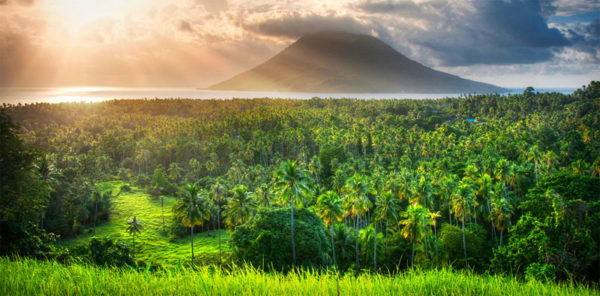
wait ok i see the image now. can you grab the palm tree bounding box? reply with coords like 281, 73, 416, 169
176, 183, 209, 267
489, 196, 512, 246
399, 203, 428, 267
252, 183, 271, 207
427, 209, 442, 264
409, 175, 432, 208
374, 191, 401, 265
451, 179, 477, 266
439, 174, 458, 224
591, 156, 600, 177
126, 216, 143, 259
275, 160, 312, 267
476, 173, 496, 240
211, 180, 227, 264
527, 145, 542, 183
342, 173, 374, 270
224, 185, 257, 228
315, 190, 343, 268
93, 190, 111, 235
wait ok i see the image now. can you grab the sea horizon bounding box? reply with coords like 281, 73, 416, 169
0, 86, 579, 105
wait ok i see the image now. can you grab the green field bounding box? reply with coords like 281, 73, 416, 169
0, 257, 596, 296
60, 180, 230, 267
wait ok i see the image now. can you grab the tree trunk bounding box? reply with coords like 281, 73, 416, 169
132, 232, 136, 259
93, 201, 98, 235
191, 226, 195, 268
434, 223, 439, 264
462, 212, 468, 267
500, 230, 503, 246
423, 218, 429, 260
373, 224, 377, 271
385, 220, 388, 253
291, 203, 296, 267
330, 224, 337, 268
486, 200, 497, 243
411, 242, 415, 267
218, 209, 222, 265
355, 215, 359, 271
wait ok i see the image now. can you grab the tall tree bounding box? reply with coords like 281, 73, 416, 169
342, 173, 374, 270
224, 185, 257, 228
451, 179, 477, 266
274, 160, 312, 267
211, 180, 227, 264
399, 203, 428, 267
252, 183, 271, 207
126, 216, 143, 259
176, 183, 209, 267
315, 190, 343, 268
373, 191, 401, 265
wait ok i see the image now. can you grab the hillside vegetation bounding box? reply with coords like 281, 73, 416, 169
58, 180, 230, 267
0, 82, 599, 288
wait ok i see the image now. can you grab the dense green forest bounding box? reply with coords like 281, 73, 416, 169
1, 82, 599, 285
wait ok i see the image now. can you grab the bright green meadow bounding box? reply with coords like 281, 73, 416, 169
60, 180, 230, 267
0, 257, 597, 296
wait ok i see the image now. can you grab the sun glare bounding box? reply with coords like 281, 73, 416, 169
43, 0, 134, 32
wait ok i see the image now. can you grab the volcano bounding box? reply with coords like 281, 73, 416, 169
209, 31, 505, 93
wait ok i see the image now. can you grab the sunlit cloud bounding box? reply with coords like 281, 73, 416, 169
0, 0, 598, 88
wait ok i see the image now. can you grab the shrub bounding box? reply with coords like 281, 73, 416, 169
120, 184, 132, 192
439, 223, 492, 270
86, 237, 134, 267
230, 207, 331, 271
525, 263, 557, 282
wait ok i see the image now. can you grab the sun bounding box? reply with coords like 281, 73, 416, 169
41, 0, 136, 32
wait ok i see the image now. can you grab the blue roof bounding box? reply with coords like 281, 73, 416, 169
467, 118, 476, 123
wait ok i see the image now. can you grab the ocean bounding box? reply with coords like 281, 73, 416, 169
0, 87, 578, 105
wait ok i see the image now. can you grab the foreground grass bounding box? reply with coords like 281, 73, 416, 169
0, 258, 596, 296
60, 180, 230, 267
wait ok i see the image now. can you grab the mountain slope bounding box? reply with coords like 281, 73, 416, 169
209, 31, 505, 93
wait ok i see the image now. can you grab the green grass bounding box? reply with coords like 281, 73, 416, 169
0, 257, 596, 296
60, 180, 230, 267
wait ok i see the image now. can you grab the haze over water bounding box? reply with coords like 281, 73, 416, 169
0, 87, 578, 105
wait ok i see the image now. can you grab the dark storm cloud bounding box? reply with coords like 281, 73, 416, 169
562, 17, 600, 60
476, 0, 568, 48
243, 13, 373, 39
364, 0, 571, 66
245, 1, 572, 66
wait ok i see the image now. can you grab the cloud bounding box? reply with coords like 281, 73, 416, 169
0, 0, 597, 88
0, 0, 35, 5
476, 0, 568, 48
553, 0, 600, 16
196, 0, 228, 14
178, 20, 194, 32
354, 0, 571, 66
243, 13, 373, 39
556, 17, 600, 62
355, 0, 422, 15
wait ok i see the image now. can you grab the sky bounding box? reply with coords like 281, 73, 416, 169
0, 0, 598, 88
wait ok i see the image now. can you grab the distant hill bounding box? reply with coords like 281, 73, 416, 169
209, 31, 505, 93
